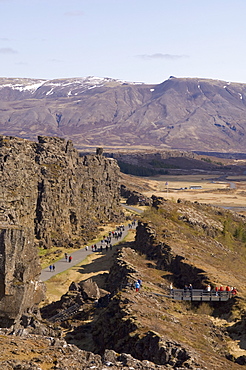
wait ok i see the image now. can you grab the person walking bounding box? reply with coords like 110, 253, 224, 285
52, 264, 55, 271
49, 265, 52, 272
68, 256, 72, 263
64, 253, 68, 261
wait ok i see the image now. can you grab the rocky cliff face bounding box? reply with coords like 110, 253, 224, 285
0, 226, 45, 328
0, 135, 122, 248
0, 135, 122, 327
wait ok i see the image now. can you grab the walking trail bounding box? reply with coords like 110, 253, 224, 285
40, 217, 139, 282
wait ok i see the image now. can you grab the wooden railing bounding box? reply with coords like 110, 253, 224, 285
170, 289, 233, 301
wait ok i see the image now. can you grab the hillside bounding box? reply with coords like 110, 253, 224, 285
0, 76, 246, 152
38, 197, 246, 369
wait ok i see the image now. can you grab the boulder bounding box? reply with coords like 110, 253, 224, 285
79, 279, 100, 300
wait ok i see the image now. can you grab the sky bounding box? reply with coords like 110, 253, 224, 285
1, 0, 246, 85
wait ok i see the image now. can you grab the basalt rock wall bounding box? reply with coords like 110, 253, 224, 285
0, 135, 122, 249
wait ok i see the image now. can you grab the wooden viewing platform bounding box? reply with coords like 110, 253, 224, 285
170, 289, 233, 302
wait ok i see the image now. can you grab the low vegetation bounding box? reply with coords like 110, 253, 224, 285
118, 160, 168, 176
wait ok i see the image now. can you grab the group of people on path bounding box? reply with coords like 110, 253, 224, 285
48, 220, 137, 273
91, 243, 113, 252
213, 285, 237, 295
182, 283, 237, 295
169, 283, 238, 296
64, 253, 72, 263
90, 222, 135, 253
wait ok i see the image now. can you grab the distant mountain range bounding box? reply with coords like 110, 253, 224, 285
0, 76, 246, 152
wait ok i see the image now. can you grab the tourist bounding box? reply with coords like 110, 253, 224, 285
231, 287, 237, 295
64, 253, 68, 261
52, 264, 55, 271
49, 265, 52, 272
135, 281, 140, 292
68, 256, 72, 263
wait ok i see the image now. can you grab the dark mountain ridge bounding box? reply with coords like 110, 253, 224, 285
0, 76, 246, 152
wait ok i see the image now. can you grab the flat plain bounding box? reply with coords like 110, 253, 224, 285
136, 174, 246, 215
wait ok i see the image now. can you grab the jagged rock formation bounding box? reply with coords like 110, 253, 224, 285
1, 76, 246, 152
0, 134, 122, 328
41, 279, 102, 321
58, 248, 205, 369
0, 135, 122, 249
0, 333, 172, 370
59, 247, 239, 369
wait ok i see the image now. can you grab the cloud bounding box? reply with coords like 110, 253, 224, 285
136, 53, 188, 60
64, 10, 84, 17
0, 47, 18, 54
0, 38, 9, 41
